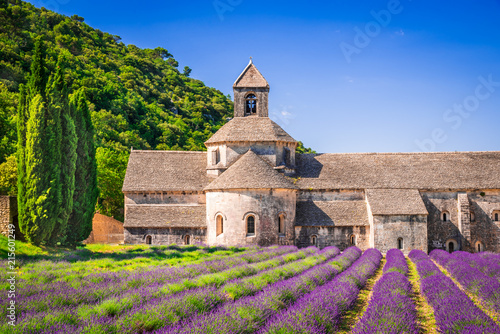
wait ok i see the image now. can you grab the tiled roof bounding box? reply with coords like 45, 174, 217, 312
295, 151, 500, 190
295, 200, 369, 226
233, 60, 269, 88
204, 150, 297, 191
122, 151, 211, 192
366, 189, 428, 215
205, 117, 297, 144
123, 205, 206, 228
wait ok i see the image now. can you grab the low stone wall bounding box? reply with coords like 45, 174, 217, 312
84, 213, 124, 244
0, 196, 18, 238
124, 227, 206, 245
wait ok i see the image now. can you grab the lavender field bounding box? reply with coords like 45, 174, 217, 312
2, 244, 500, 334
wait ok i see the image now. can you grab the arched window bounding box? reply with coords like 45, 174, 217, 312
471, 212, 475, 221
278, 214, 285, 235
448, 241, 454, 252
311, 235, 317, 246
211, 148, 219, 165
145, 235, 152, 245
397, 238, 403, 250
283, 147, 291, 166
184, 235, 190, 245
216, 215, 224, 236
442, 211, 449, 222
475, 241, 484, 253
350, 234, 356, 246
247, 216, 255, 236
245, 94, 257, 115
495, 213, 499, 222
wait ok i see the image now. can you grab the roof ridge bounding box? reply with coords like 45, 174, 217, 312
299, 151, 500, 156
131, 150, 206, 154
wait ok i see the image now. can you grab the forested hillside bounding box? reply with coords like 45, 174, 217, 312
0, 0, 234, 220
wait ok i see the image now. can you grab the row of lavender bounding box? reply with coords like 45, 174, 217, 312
4, 245, 298, 317
351, 248, 419, 334
430, 249, 500, 314
257, 248, 382, 334
4, 246, 338, 333
409, 250, 500, 334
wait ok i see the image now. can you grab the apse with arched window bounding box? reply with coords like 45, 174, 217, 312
278, 214, 285, 236
216, 215, 223, 236
247, 216, 255, 236
245, 94, 257, 115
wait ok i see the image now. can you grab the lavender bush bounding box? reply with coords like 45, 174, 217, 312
158, 247, 362, 334
352, 248, 418, 334
410, 250, 500, 334
258, 248, 382, 334
430, 249, 500, 311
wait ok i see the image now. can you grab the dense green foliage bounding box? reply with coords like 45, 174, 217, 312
17, 39, 97, 246
0, 1, 313, 222
0, 0, 234, 220
68, 89, 98, 244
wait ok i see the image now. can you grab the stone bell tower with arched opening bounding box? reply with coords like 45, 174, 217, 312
205, 59, 298, 177
233, 58, 269, 117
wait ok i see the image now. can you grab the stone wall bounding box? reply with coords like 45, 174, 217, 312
422, 192, 461, 252
294, 225, 370, 251
206, 189, 296, 247
0, 196, 18, 238
469, 190, 500, 253
423, 190, 500, 253
125, 192, 205, 205
233, 87, 269, 117
84, 213, 124, 244
124, 227, 206, 245
371, 215, 428, 254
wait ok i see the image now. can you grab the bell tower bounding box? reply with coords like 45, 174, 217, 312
233, 58, 270, 117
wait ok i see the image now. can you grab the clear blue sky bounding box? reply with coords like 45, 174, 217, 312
29, 0, 500, 153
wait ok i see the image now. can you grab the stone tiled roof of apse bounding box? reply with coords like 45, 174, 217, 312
205, 117, 297, 145
123, 205, 206, 228
204, 150, 298, 191
294, 151, 500, 190
122, 150, 211, 192
233, 59, 270, 88
295, 200, 369, 226
366, 189, 428, 215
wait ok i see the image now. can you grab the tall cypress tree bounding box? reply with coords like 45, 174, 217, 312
23, 95, 55, 244
16, 84, 28, 236
18, 39, 50, 243
48, 56, 75, 245
67, 89, 98, 244
18, 39, 62, 245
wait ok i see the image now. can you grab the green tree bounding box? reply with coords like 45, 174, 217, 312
95, 147, 128, 221
0, 155, 17, 196
183, 66, 192, 77
48, 56, 75, 245
23, 95, 55, 244
67, 89, 98, 244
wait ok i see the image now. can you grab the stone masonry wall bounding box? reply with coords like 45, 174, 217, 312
372, 215, 428, 254
421, 192, 461, 252
206, 189, 296, 247
125, 192, 205, 205
294, 225, 370, 251
0, 196, 17, 238
469, 190, 500, 253
124, 227, 206, 245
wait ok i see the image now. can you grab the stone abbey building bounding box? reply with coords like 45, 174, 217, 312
122, 60, 500, 253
